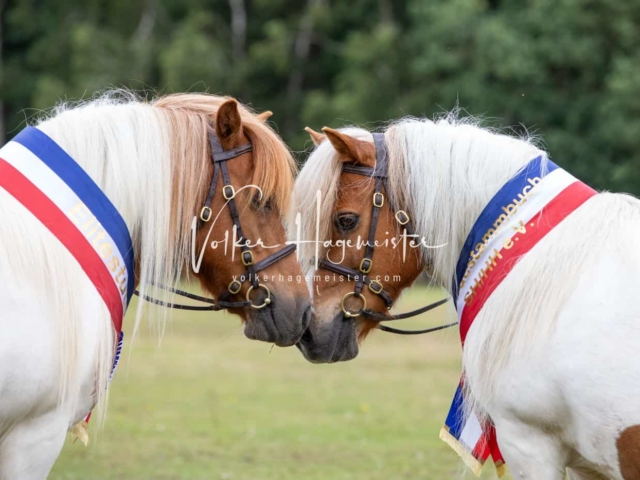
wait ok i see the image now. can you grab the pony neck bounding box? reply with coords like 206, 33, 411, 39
386, 118, 544, 291
36, 99, 184, 328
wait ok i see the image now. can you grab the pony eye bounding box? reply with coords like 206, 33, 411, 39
252, 194, 273, 213
334, 213, 359, 232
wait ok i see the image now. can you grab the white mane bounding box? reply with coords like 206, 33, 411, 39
33, 92, 182, 423
39, 92, 182, 323
385, 115, 544, 287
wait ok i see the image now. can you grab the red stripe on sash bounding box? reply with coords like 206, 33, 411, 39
0, 158, 123, 333
472, 436, 491, 463
459, 181, 596, 343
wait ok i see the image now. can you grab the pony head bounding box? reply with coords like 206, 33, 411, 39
292, 126, 423, 362
151, 94, 312, 346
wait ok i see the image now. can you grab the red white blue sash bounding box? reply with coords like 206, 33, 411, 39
440, 155, 596, 476
0, 126, 133, 334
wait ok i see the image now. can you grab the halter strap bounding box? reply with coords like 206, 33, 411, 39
342, 164, 384, 177
212, 143, 253, 162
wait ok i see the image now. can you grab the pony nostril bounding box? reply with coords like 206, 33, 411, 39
300, 326, 314, 344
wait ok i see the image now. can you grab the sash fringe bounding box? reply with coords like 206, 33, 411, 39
495, 461, 507, 478
439, 427, 484, 477
70, 420, 89, 446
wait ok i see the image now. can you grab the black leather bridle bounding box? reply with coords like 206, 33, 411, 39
135, 127, 296, 312
318, 133, 456, 335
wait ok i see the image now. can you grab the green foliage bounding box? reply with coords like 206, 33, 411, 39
1, 0, 639, 192
160, 13, 231, 93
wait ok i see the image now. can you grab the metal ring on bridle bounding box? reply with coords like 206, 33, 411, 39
246, 283, 271, 309
341, 292, 367, 318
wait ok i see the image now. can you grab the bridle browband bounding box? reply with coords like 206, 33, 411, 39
319, 132, 456, 335
134, 126, 296, 312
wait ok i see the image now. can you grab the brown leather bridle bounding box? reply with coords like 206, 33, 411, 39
318, 133, 455, 335
135, 126, 296, 312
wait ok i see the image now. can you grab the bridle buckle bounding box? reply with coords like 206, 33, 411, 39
368, 280, 383, 295
223, 185, 236, 200
241, 251, 255, 266
395, 210, 410, 225
373, 192, 384, 208
228, 280, 242, 295
200, 206, 212, 222
359, 257, 373, 274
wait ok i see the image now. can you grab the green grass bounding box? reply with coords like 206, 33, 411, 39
50, 287, 507, 480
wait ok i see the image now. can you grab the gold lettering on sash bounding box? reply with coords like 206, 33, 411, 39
461, 174, 544, 306
98, 243, 112, 258
107, 256, 120, 272
463, 176, 541, 269
493, 213, 508, 230
67, 201, 128, 306
512, 220, 527, 234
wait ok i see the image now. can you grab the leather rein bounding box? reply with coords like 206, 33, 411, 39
134, 127, 296, 312
319, 133, 456, 335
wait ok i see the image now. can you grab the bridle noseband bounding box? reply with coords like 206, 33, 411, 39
319, 133, 455, 335
135, 126, 296, 312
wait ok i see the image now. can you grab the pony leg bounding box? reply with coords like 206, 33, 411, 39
494, 419, 568, 480
0, 408, 68, 480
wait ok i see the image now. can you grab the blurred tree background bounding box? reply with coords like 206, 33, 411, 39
1, 0, 639, 192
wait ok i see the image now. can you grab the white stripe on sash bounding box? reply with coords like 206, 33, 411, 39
459, 411, 484, 451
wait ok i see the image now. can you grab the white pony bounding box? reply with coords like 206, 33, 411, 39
294, 116, 640, 479
0, 91, 310, 479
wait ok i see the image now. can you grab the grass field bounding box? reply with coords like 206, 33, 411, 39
50, 287, 508, 480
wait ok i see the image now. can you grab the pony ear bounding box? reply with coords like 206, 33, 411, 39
216, 99, 243, 140
305, 127, 326, 146
322, 127, 375, 167
256, 110, 273, 122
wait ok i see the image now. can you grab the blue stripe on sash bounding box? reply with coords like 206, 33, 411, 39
13, 126, 135, 302
453, 156, 557, 302
445, 383, 465, 439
